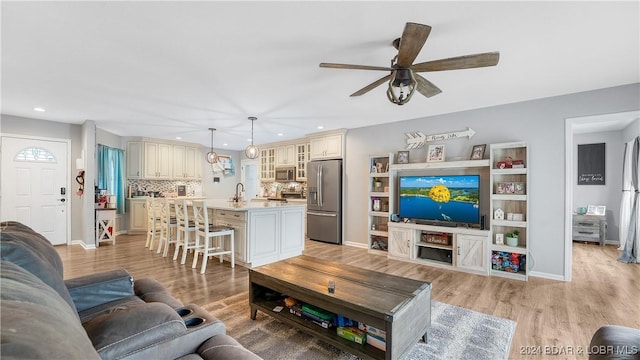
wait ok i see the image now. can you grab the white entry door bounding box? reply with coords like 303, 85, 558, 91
1, 136, 69, 245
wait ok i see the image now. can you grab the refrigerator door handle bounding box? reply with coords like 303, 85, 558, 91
317, 165, 323, 207
307, 211, 337, 217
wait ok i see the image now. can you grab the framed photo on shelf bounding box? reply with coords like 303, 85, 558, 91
587, 205, 606, 216
469, 144, 486, 160
495, 233, 504, 245
397, 150, 410, 164
427, 144, 445, 162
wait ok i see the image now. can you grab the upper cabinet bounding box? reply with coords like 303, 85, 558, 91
126, 141, 143, 178
275, 145, 296, 167
260, 147, 276, 180
309, 131, 345, 160
126, 139, 202, 180
296, 143, 309, 181
144, 142, 172, 179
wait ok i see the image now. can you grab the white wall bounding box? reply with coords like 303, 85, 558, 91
200, 151, 242, 200
345, 83, 640, 279
572, 131, 624, 240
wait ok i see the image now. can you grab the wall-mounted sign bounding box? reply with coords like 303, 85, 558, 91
578, 143, 605, 185
405, 127, 475, 149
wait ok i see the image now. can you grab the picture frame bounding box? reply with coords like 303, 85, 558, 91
495, 233, 504, 245
497, 182, 516, 194
587, 205, 606, 216
470, 144, 486, 160
397, 150, 410, 164
427, 144, 445, 162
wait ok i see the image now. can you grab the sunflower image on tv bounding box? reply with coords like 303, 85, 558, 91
428, 184, 451, 203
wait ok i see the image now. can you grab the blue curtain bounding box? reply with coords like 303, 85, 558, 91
97, 144, 125, 214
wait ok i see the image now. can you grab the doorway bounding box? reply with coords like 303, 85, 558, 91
1, 135, 70, 245
241, 159, 259, 200
564, 110, 639, 281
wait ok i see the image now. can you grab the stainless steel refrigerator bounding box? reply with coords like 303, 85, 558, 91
307, 159, 342, 244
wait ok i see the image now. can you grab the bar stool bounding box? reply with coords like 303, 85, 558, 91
157, 198, 178, 257
145, 197, 162, 250
191, 200, 234, 274
173, 198, 197, 265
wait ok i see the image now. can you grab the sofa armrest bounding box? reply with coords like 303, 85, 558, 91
197, 335, 263, 360
65, 269, 134, 312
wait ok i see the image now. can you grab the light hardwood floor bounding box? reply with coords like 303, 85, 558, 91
57, 236, 640, 359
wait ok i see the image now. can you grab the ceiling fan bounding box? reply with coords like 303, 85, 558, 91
319, 22, 500, 105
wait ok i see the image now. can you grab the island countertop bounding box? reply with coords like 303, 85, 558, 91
203, 198, 306, 211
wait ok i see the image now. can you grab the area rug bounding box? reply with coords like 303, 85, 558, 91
208, 292, 516, 360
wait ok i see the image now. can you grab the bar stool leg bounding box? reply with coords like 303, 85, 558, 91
173, 229, 181, 261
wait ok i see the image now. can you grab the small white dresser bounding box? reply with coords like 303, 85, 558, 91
572, 214, 606, 246
96, 208, 116, 246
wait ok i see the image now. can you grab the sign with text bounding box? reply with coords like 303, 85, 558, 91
577, 143, 605, 185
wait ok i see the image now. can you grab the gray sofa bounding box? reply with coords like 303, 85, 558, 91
0, 221, 261, 360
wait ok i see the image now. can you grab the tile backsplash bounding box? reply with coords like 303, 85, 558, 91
127, 179, 202, 197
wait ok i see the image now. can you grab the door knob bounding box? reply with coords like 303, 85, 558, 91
60, 198, 66, 202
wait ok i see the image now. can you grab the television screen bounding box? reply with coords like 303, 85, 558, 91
398, 175, 480, 225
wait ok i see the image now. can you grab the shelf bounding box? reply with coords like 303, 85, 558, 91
368, 248, 388, 256
490, 269, 527, 281
491, 168, 527, 175
369, 192, 389, 197
492, 194, 527, 201
369, 230, 388, 237
415, 241, 452, 250
390, 159, 489, 171
491, 244, 527, 254
369, 173, 389, 178
369, 211, 389, 218
492, 220, 527, 228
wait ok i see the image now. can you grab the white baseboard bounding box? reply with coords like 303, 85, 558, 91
71, 240, 96, 250
528, 271, 566, 281
343, 241, 368, 249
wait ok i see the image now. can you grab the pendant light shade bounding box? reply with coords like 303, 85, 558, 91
206, 128, 219, 164
245, 117, 260, 159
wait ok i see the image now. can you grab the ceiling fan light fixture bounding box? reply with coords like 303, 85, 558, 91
206, 127, 219, 164
387, 69, 417, 105
245, 117, 260, 159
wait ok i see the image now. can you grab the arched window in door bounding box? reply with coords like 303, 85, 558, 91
14, 147, 57, 163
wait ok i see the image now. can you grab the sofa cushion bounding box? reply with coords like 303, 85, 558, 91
0, 222, 78, 314
195, 335, 263, 360
0, 261, 100, 359
589, 325, 640, 360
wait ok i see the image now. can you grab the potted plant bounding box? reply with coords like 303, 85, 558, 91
505, 230, 520, 246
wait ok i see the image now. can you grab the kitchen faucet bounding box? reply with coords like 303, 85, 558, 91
233, 183, 245, 203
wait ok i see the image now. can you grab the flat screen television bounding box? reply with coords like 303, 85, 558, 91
398, 175, 480, 226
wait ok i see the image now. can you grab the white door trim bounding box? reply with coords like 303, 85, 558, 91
1, 133, 72, 245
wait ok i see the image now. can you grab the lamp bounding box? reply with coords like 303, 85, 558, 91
206, 128, 219, 164
245, 116, 259, 159
386, 68, 417, 105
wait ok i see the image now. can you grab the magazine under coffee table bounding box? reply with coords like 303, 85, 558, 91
249, 255, 431, 360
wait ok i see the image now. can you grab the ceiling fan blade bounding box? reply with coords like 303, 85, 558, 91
396, 23, 432, 68
415, 74, 442, 98
411, 52, 500, 72
320, 63, 392, 71
350, 74, 392, 97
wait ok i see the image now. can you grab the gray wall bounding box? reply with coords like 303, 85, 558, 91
200, 150, 242, 199
345, 83, 640, 278
623, 118, 640, 142
572, 131, 624, 240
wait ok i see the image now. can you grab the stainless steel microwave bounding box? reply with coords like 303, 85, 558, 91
275, 167, 296, 181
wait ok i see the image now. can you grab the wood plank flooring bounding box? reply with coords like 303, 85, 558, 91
57, 236, 640, 359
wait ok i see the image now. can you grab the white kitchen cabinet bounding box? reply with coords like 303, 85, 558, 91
173, 145, 199, 180
280, 207, 305, 258
144, 142, 172, 179
195, 148, 203, 180
388, 226, 412, 260
456, 234, 487, 273
248, 210, 279, 263
215, 210, 247, 263
276, 145, 296, 166
296, 143, 309, 181
126, 142, 143, 178
127, 199, 147, 233
259, 148, 276, 180
309, 133, 343, 159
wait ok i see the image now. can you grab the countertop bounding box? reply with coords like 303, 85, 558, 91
205, 198, 305, 211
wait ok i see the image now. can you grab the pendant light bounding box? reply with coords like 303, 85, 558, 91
245, 116, 259, 159
206, 128, 219, 164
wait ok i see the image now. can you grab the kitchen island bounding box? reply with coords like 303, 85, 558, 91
204, 199, 306, 268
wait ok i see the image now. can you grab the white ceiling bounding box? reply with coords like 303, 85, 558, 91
2, 1, 638, 150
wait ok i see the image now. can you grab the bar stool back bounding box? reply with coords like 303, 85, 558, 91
192, 200, 234, 274
173, 199, 197, 264
157, 198, 177, 257
145, 197, 162, 250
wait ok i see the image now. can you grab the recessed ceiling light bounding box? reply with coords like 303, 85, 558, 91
317, 126, 324, 130
175, 136, 182, 140
223, 143, 228, 146
247, 138, 252, 142
34, 107, 45, 112
277, 133, 284, 137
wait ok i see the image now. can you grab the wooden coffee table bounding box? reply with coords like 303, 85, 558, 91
249, 255, 431, 360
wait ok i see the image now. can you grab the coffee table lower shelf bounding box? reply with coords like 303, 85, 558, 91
251, 299, 385, 360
